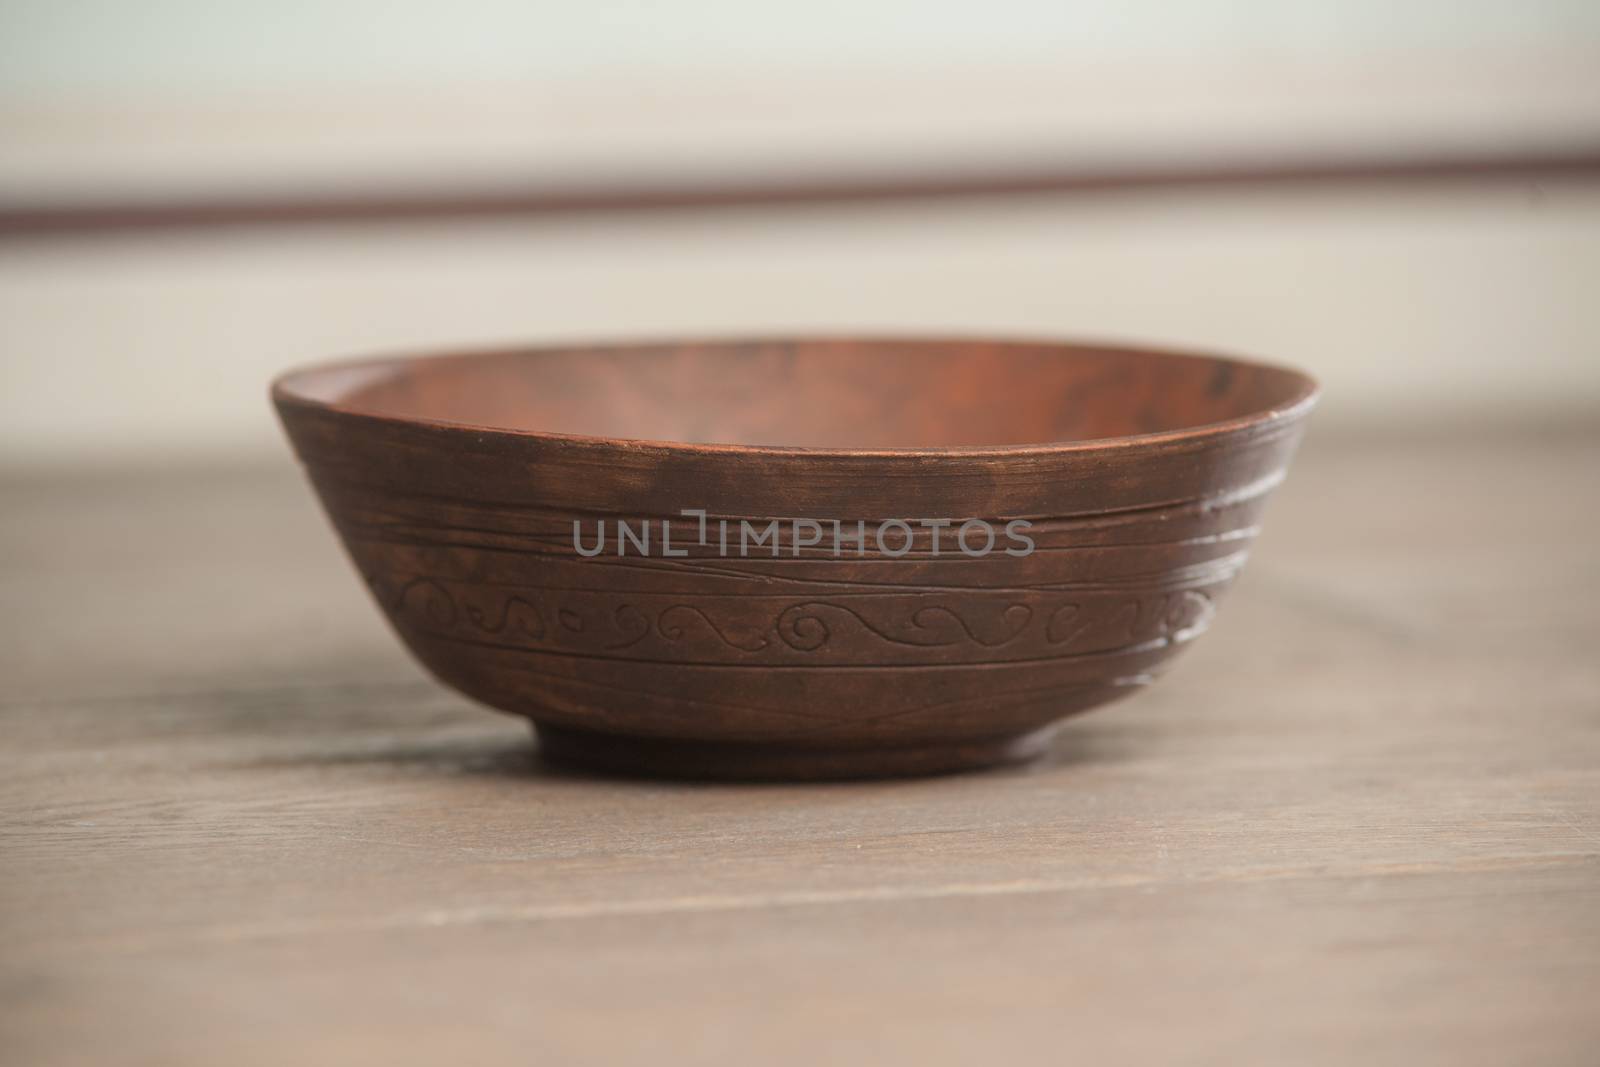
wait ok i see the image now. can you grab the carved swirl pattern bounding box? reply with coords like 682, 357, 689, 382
775, 602, 1033, 650
371, 572, 1220, 661
659, 605, 771, 652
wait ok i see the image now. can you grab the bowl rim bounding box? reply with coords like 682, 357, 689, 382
271, 334, 1320, 458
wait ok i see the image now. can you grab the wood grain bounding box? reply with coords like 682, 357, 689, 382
1, 428, 1597, 1065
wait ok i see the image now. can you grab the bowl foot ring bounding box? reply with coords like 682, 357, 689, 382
531, 721, 1059, 781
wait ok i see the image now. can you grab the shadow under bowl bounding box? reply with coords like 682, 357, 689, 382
273, 337, 1317, 780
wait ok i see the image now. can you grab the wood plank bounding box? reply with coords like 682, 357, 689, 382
2, 428, 1597, 1065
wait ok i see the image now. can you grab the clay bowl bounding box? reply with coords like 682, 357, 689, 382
273, 338, 1317, 779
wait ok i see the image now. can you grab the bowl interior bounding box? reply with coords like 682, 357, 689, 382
278, 339, 1314, 450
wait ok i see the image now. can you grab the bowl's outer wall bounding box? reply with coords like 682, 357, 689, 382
274, 367, 1312, 762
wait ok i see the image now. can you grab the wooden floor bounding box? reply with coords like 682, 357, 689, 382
3, 428, 1597, 1066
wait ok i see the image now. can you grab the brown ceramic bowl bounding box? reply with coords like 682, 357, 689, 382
273, 338, 1317, 779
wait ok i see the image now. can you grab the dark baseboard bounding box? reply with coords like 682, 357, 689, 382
4, 148, 1598, 240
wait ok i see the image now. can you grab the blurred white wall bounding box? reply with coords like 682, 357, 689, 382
3, 0, 1598, 199
3, 179, 1597, 467
1, 1, 1597, 467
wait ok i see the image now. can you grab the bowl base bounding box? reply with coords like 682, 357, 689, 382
532, 722, 1059, 781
